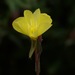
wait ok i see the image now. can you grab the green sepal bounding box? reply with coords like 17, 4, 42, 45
29, 39, 37, 58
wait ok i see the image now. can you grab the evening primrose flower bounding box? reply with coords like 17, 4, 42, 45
12, 8, 52, 58
12, 8, 52, 40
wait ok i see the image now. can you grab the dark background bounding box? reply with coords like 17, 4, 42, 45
0, 0, 75, 75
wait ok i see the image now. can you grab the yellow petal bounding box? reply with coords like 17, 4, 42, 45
12, 17, 29, 36
24, 10, 32, 25
37, 13, 52, 36
33, 8, 40, 19
38, 13, 52, 24
24, 10, 32, 17
27, 8, 40, 39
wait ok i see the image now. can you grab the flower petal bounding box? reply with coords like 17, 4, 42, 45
12, 17, 29, 35
37, 13, 52, 36
33, 8, 40, 19
24, 10, 33, 25
24, 10, 32, 17
38, 13, 52, 24
33, 8, 41, 28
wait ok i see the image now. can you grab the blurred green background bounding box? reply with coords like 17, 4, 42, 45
0, 0, 75, 75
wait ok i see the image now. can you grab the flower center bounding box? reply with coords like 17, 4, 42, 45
31, 27, 34, 34
29, 27, 36, 39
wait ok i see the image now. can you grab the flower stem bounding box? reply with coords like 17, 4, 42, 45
35, 36, 42, 75
35, 48, 40, 75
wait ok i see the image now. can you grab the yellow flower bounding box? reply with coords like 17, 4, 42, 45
12, 8, 52, 58
12, 8, 52, 40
